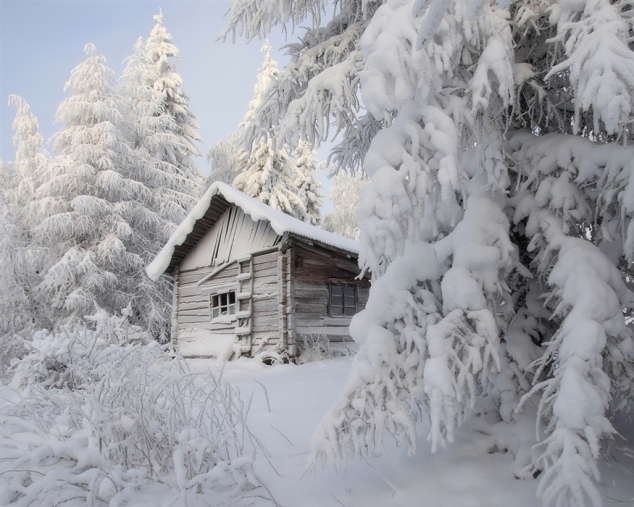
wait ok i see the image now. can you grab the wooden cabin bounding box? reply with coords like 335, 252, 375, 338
146, 182, 370, 360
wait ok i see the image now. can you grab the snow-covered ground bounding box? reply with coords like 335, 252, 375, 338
2, 341, 633, 507
188, 357, 634, 507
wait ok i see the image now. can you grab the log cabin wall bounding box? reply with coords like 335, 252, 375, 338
173, 204, 282, 357
169, 203, 368, 358
291, 243, 370, 344
249, 249, 285, 354
175, 262, 240, 357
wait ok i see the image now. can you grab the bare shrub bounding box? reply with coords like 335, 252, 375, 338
0, 308, 277, 506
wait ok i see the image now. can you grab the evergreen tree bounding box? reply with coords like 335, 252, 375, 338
234, 136, 307, 218
6, 95, 49, 228
33, 44, 171, 340
145, 10, 203, 186
1, 97, 51, 357
292, 140, 322, 226
119, 33, 204, 340
225, 0, 634, 505
323, 171, 367, 240
233, 40, 322, 222
206, 132, 241, 187
0, 165, 36, 376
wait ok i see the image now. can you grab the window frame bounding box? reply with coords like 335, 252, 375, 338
210, 289, 237, 321
328, 283, 357, 318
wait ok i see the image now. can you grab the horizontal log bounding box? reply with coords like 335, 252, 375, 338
293, 286, 329, 299
294, 295, 329, 305
252, 274, 279, 286
253, 258, 278, 270
296, 326, 351, 336
179, 301, 209, 312
296, 317, 352, 327
252, 265, 278, 278
253, 251, 281, 264
178, 314, 210, 324
180, 266, 239, 286
253, 297, 279, 309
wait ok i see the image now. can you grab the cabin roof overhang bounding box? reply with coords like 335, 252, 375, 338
146, 182, 360, 281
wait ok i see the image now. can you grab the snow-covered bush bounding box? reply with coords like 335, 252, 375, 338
0, 309, 275, 506
299, 334, 357, 363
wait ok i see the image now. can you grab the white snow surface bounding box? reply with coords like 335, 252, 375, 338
3, 342, 634, 506
146, 181, 359, 280
184, 356, 634, 507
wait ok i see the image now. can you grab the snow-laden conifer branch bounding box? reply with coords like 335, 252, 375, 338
546, 0, 634, 135
514, 212, 634, 507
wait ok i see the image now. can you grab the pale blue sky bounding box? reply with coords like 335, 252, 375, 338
0, 0, 334, 209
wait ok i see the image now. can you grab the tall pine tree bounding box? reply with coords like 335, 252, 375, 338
119, 30, 204, 340
323, 171, 367, 240
234, 41, 322, 222
206, 132, 241, 187
33, 43, 174, 340
6, 95, 49, 229
292, 140, 322, 225
144, 10, 203, 188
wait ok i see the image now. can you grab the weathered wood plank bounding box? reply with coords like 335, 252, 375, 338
296, 317, 352, 328
294, 286, 329, 298
296, 326, 351, 336
252, 265, 278, 278
253, 300, 278, 313
179, 301, 209, 312
178, 314, 210, 324
253, 251, 280, 265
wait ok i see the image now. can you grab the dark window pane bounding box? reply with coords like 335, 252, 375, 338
229, 292, 236, 304
344, 286, 355, 297
220, 293, 227, 306
228, 304, 235, 315
212, 295, 218, 308
344, 306, 356, 316
332, 306, 343, 317
345, 295, 355, 306
212, 308, 219, 318
331, 285, 342, 296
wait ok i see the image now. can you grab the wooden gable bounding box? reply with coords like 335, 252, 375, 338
180, 205, 281, 271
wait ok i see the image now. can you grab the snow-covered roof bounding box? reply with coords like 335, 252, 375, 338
146, 181, 359, 281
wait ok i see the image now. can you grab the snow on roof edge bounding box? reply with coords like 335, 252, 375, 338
146, 181, 359, 281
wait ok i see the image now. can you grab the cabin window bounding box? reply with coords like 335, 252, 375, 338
330, 284, 356, 317
211, 291, 236, 319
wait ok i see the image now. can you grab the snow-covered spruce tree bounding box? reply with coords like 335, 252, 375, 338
224, 0, 634, 505
145, 10, 203, 186
0, 169, 38, 376
292, 140, 323, 225
6, 95, 49, 219
0, 97, 51, 367
233, 40, 321, 221
33, 44, 172, 339
323, 171, 368, 240
206, 131, 242, 187
118, 34, 203, 340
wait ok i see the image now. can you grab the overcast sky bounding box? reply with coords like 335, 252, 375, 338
0, 0, 334, 209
